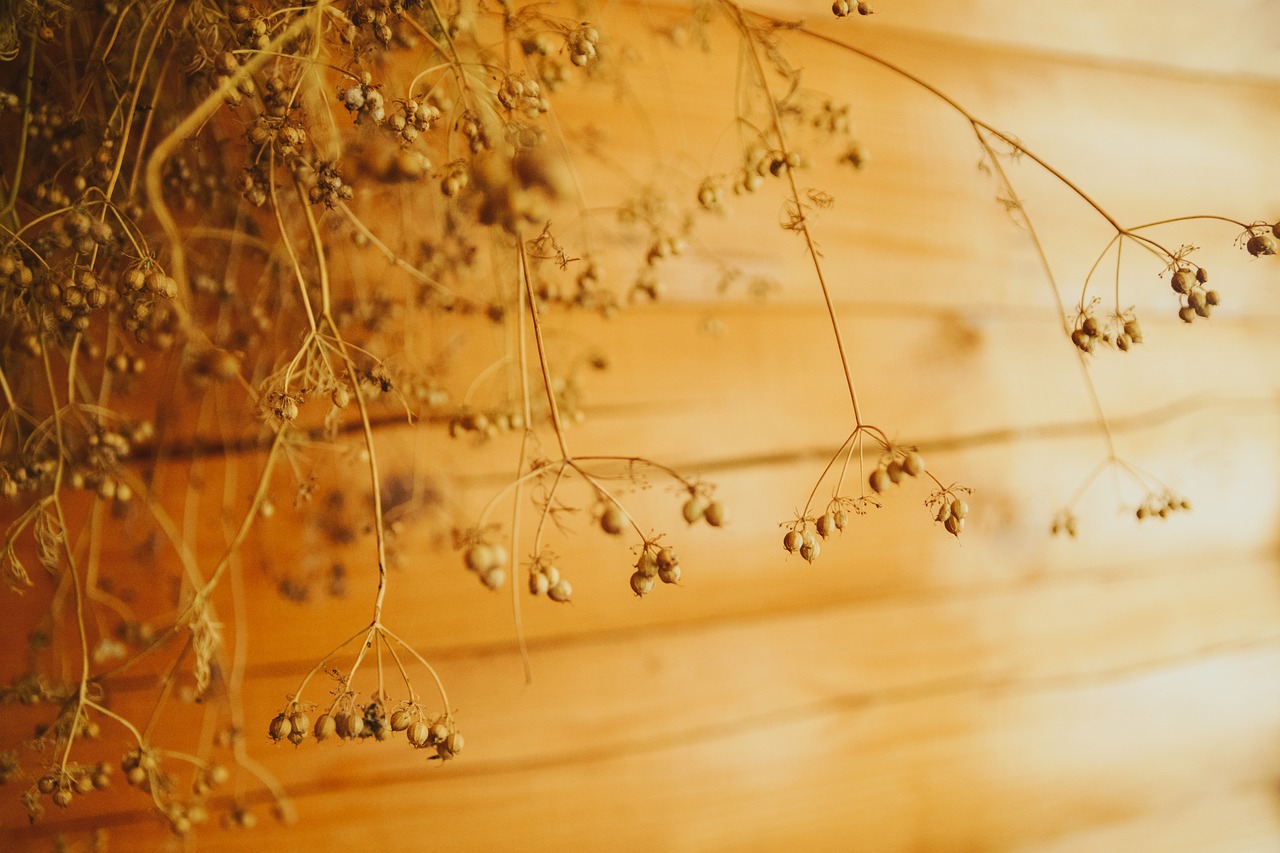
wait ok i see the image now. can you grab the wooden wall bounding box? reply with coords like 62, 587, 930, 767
4, 1, 1280, 850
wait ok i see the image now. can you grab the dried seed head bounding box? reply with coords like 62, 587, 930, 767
314, 713, 337, 742
799, 538, 821, 563
658, 562, 681, 584
1246, 233, 1276, 256
1178, 305, 1196, 323
548, 578, 573, 603
944, 515, 965, 536
868, 468, 889, 494
815, 512, 836, 539
833, 508, 850, 530
635, 550, 658, 577
1170, 268, 1194, 294
682, 494, 708, 524
407, 721, 431, 748
630, 571, 655, 596
528, 570, 550, 595
656, 547, 678, 571
464, 544, 495, 573
886, 460, 904, 484
1204, 289, 1220, 306
599, 505, 628, 535
949, 499, 969, 520
268, 713, 291, 743
390, 709, 414, 732
288, 711, 311, 744
783, 530, 803, 553
902, 452, 925, 477
704, 501, 729, 527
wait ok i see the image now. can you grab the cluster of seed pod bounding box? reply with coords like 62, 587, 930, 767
930, 491, 970, 537
447, 407, 526, 440
229, 4, 272, 51
735, 146, 802, 194
1243, 223, 1279, 257
462, 538, 510, 590
498, 75, 550, 118
868, 448, 927, 494
528, 559, 573, 602
682, 492, 729, 527
629, 542, 681, 596
30, 762, 113, 811
567, 24, 600, 67
301, 160, 354, 208
390, 707, 465, 760
337, 76, 387, 125
831, 0, 874, 18
1135, 491, 1191, 520
1071, 305, 1144, 353
386, 97, 440, 146
121, 748, 217, 833
1169, 265, 1219, 323
782, 496, 861, 564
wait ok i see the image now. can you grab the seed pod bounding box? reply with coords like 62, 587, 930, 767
833, 508, 850, 530
1115, 333, 1131, 351
886, 460, 904, 484
1081, 316, 1100, 337
635, 550, 658, 577
480, 567, 506, 590
1204, 289, 1220, 306
548, 578, 573, 603
599, 505, 627, 535
542, 564, 561, 587
288, 711, 311, 744
868, 468, 889, 494
1196, 266, 1209, 283
528, 571, 549, 596
1178, 305, 1196, 323
630, 571, 655, 596
390, 709, 414, 732
658, 562, 681, 584
126, 766, 147, 787
949, 499, 969, 520
268, 713, 291, 742
314, 714, 337, 741
407, 721, 431, 748
944, 515, 964, 535
815, 512, 836, 539
682, 494, 708, 524
704, 501, 729, 527
799, 538, 820, 563
1246, 233, 1277, 256
37, 775, 57, 795
438, 732, 464, 759
1170, 269, 1194, 293
902, 452, 925, 477
464, 544, 494, 573
52, 789, 73, 808
783, 530, 803, 553
1070, 329, 1094, 353
75, 774, 94, 794
656, 547, 678, 571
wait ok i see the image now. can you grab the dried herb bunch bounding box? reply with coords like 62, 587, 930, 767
0, 0, 1272, 839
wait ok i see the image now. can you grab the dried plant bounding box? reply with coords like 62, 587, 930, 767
0, 0, 1273, 839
